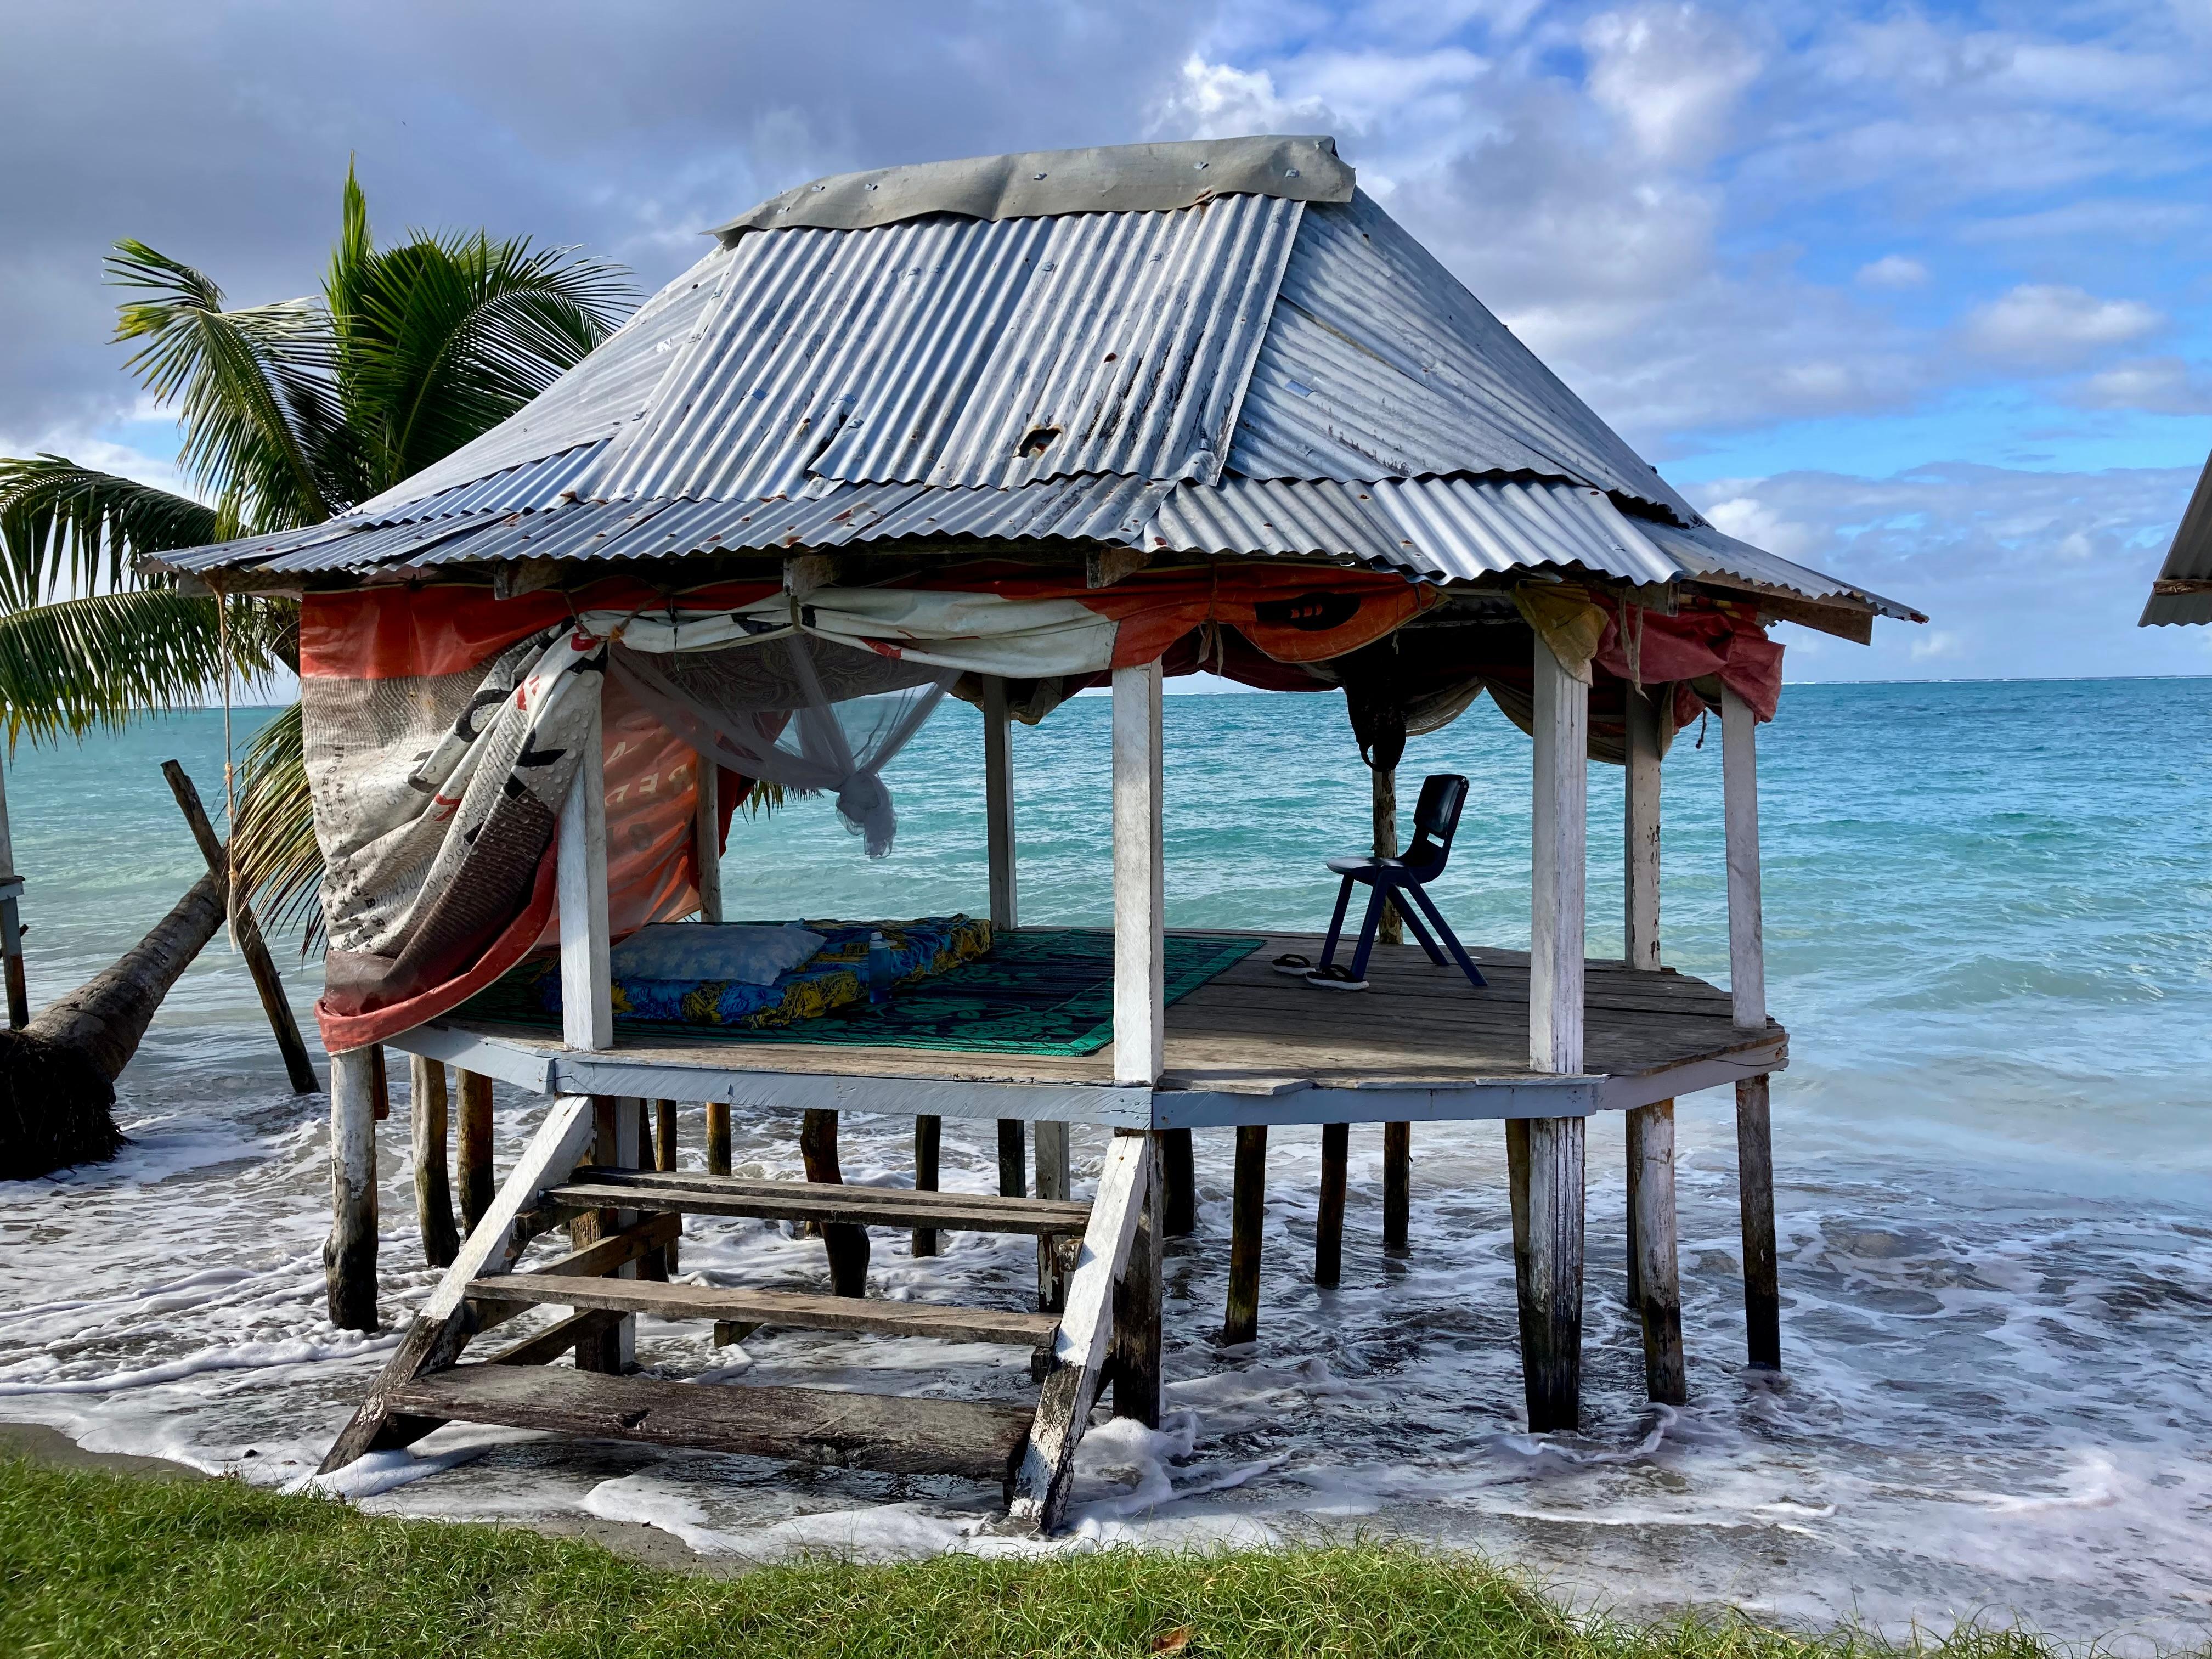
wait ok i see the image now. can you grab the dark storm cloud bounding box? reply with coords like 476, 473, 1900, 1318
0, 0, 1211, 439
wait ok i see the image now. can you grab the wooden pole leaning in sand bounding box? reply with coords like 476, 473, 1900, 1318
1723, 687, 1781, 1372
160, 760, 319, 1093
1622, 685, 1686, 1405
1516, 631, 1589, 1433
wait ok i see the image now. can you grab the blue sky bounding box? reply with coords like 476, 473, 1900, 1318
3, 0, 2207, 681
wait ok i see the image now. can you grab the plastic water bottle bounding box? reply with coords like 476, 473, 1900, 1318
867, 932, 894, 1005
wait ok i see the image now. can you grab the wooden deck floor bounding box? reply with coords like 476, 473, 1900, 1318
409, 933, 1787, 1127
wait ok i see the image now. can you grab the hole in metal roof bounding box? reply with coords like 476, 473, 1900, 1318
1015, 425, 1063, 459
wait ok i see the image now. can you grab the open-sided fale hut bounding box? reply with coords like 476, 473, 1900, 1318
2141, 447, 2212, 627
156, 137, 1919, 1531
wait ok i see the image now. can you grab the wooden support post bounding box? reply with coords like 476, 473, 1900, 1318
1009, 1131, 1151, 1533
409, 1057, 458, 1269
319, 1093, 599, 1474
456, 1071, 495, 1238
1112, 1132, 1164, 1427
984, 675, 1018, 935
161, 760, 320, 1093
912, 1115, 941, 1258
1161, 1128, 1196, 1237
692, 750, 723, 924
1372, 764, 1403, 947
1518, 629, 1588, 1430
1222, 1125, 1266, 1346
1724, 687, 1781, 1372
1111, 659, 1164, 1087
1383, 1120, 1411, 1259
0, 762, 26, 1030
1314, 1121, 1348, 1288
1624, 688, 1663, 974
802, 1108, 868, 1297
1035, 1120, 1071, 1311
366, 1046, 390, 1121
654, 1100, 678, 1171
1506, 1114, 1585, 1431
557, 697, 613, 1053
997, 1119, 1028, 1199
326, 1046, 380, 1333
573, 1097, 642, 1373
706, 1103, 731, 1176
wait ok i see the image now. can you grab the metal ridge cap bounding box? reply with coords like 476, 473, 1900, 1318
713, 136, 1353, 239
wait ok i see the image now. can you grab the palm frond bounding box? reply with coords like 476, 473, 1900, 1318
0, 458, 219, 608
108, 239, 341, 528
230, 701, 325, 954
0, 589, 280, 747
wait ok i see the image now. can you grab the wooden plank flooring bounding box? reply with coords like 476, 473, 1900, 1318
433, 933, 1781, 1096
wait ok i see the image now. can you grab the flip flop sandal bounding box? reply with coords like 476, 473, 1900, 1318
1271, 953, 1314, 977
1306, 964, 1369, 992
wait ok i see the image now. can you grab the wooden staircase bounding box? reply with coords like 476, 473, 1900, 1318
319, 1096, 1162, 1533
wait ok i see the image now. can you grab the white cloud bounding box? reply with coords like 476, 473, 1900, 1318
1582, 4, 1763, 166
1857, 255, 1928, 289
1909, 628, 1965, 662
2071, 356, 2212, 415
1962, 284, 2163, 367
1702, 493, 1821, 561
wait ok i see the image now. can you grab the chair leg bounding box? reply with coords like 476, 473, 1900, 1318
1346, 885, 1390, 981
1318, 875, 1358, 969
1407, 884, 1487, 988
1391, 885, 1449, 965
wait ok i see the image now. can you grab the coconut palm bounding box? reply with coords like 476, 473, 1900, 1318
0, 167, 634, 1174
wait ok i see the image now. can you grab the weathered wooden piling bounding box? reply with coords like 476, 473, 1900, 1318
802, 1108, 868, 1296
1222, 1124, 1267, 1345
1314, 1121, 1348, 1288
0, 763, 28, 1030
1035, 1119, 1070, 1311
1112, 1133, 1164, 1427
705, 1102, 731, 1176
1723, 687, 1781, 1370
572, 1096, 642, 1373
997, 1119, 1027, 1199
654, 1100, 678, 1170
1627, 1101, 1686, 1403
912, 1114, 941, 1257
1161, 1127, 1197, 1237
1507, 1114, 1585, 1431
326, 1046, 380, 1331
1383, 1121, 1411, 1257
456, 1069, 494, 1235
409, 1057, 458, 1269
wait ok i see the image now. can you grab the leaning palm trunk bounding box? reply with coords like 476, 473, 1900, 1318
0, 870, 225, 1178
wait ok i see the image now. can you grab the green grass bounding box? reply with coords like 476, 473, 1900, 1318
0, 1455, 2076, 1659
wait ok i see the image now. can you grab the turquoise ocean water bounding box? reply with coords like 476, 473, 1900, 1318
0, 682, 2207, 1641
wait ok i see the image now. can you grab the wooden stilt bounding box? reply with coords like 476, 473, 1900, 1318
1628, 1099, 1686, 1403
1314, 1121, 1348, 1288
912, 1114, 941, 1258
1111, 660, 1164, 1087
326, 1046, 380, 1332
1034, 1120, 1070, 1311
557, 696, 613, 1054
1373, 764, 1403, 947
366, 1045, 390, 1121
654, 1100, 678, 1171
1383, 1120, 1411, 1258
1507, 1114, 1585, 1431
801, 1108, 868, 1297
997, 1119, 1027, 1199
1112, 1133, 1163, 1427
1222, 1124, 1267, 1346
1161, 1127, 1196, 1237
705, 1102, 731, 1176
573, 1097, 643, 1373
692, 750, 722, 925
0, 762, 27, 1030
1723, 687, 1781, 1372
1622, 683, 1667, 1323
456, 1070, 494, 1237
409, 1057, 458, 1269
1008, 1131, 1151, 1533
319, 1092, 599, 1474
984, 675, 1018, 936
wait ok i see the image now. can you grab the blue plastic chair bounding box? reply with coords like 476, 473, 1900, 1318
1305, 774, 1487, 992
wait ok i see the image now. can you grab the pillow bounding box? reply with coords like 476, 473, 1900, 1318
610, 923, 826, 987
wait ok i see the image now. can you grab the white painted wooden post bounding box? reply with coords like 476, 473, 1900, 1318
1516, 628, 1588, 1432
328, 1046, 380, 1332
1624, 688, 1662, 973
1111, 661, 1165, 1087
984, 676, 1018, 934
692, 750, 722, 924
1723, 685, 1781, 1369
557, 695, 612, 1053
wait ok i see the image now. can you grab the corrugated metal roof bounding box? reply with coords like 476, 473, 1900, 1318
1227, 195, 1695, 519
716, 134, 1352, 236
2141, 447, 2212, 627
148, 137, 1915, 634
591, 194, 1298, 501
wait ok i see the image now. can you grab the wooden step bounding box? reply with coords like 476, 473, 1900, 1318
387, 1363, 1031, 1484
469, 1273, 1061, 1347
554, 1169, 1091, 1236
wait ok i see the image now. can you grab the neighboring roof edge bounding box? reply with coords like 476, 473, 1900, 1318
2140, 445, 2212, 627
714, 136, 1353, 238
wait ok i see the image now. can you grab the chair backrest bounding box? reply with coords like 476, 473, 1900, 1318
1404, 774, 1470, 873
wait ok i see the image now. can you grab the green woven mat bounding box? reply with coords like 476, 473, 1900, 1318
460, 930, 1261, 1057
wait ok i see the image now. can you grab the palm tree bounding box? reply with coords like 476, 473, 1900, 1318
0, 167, 634, 1175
